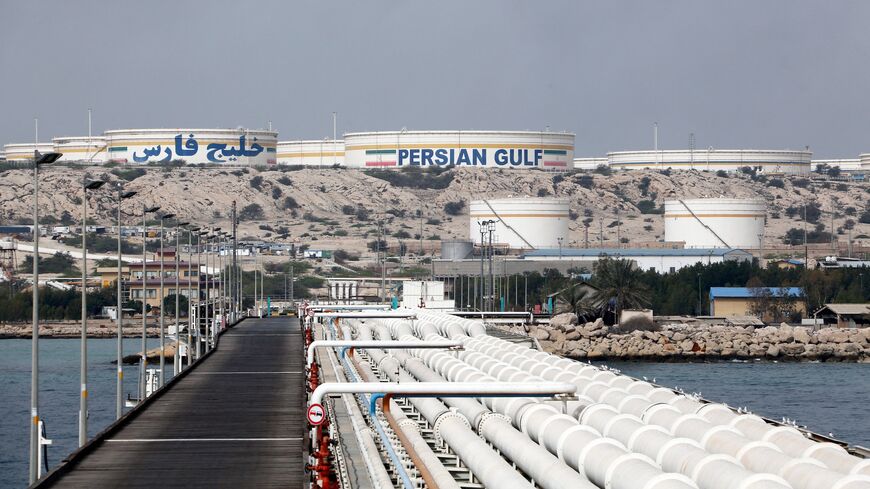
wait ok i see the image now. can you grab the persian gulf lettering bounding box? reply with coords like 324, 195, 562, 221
396, 148, 544, 167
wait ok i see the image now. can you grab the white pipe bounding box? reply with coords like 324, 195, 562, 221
309, 381, 576, 407
356, 325, 534, 489
313, 311, 417, 319
466, 333, 870, 489
306, 340, 462, 367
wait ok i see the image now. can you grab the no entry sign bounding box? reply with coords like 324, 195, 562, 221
307, 403, 325, 425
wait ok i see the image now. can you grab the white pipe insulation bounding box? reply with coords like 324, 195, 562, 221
399, 332, 698, 489
354, 322, 535, 489
452, 325, 870, 489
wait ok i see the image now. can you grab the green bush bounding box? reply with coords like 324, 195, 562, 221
110, 168, 147, 181
239, 203, 265, 221
364, 166, 454, 189
444, 200, 465, 216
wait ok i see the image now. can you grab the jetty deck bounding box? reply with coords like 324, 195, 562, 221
38, 317, 305, 488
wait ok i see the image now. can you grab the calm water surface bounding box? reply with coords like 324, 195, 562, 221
0, 338, 174, 488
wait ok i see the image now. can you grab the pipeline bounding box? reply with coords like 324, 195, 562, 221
449, 319, 870, 489
355, 321, 534, 489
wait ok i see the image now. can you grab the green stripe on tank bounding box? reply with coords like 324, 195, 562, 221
365, 149, 396, 155
544, 150, 567, 155
108, 146, 127, 151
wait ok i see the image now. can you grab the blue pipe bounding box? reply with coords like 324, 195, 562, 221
338, 342, 413, 489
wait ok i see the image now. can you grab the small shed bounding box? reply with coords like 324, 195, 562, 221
813, 304, 870, 328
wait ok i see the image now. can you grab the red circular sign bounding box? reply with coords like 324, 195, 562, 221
307, 403, 325, 425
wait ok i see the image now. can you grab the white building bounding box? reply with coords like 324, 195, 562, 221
522, 248, 753, 273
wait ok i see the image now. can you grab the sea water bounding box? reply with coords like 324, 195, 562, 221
0, 338, 175, 487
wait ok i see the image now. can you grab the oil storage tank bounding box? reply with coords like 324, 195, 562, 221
664, 198, 766, 249
441, 240, 474, 259
469, 198, 569, 250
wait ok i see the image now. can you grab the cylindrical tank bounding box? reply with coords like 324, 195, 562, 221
441, 240, 474, 260
276, 139, 344, 166
104, 128, 278, 166
664, 198, 766, 249
469, 198, 569, 250
3, 143, 54, 161
53, 136, 107, 163
608, 149, 811, 174
860, 153, 870, 171
343, 130, 574, 170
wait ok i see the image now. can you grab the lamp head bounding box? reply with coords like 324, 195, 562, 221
35, 152, 62, 165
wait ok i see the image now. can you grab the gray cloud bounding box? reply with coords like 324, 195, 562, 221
1, 0, 868, 158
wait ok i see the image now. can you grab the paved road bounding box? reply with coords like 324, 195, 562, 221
38, 317, 305, 488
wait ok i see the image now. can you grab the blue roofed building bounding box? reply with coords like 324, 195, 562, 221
709, 286, 805, 320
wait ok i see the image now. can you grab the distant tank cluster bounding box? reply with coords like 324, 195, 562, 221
4, 126, 869, 174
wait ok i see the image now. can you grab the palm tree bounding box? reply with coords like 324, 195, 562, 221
593, 257, 650, 323
556, 284, 598, 321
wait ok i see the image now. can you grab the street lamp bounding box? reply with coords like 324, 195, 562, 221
139, 205, 160, 402
115, 189, 136, 419
79, 179, 105, 447
196, 230, 208, 358
557, 237, 564, 259
29, 151, 61, 484
157, 213, 175, 387
173, 221, 189, 375
185, 226, 199, 367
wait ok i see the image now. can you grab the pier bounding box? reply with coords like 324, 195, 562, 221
35, 317, 305, 488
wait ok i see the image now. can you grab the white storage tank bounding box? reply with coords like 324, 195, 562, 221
664, 198, 766, 249
343, 130, 574, 170
860, 153, 870, 171
104, 128, 278, 166
608, 149, 811, 174
3, 143, 54, 161
469, 198, 569, 250
53, 136, 107, 163
276, 139, 344, 166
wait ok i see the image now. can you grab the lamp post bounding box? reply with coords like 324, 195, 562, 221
115, 189, 136, 419
487, 220, 496, 311
28, 151, 61, 484
557, 237, 564, 259
139, 205, 160, 402
173, 221, 188, 375
196, 230, 207, 359
79, 179, 106, 447
478, 221, 486, 309
186, 226, 199, 367
157, 213, 175, 387
209, 228, 221, 348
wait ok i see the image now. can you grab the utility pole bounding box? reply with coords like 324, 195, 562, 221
804, 204, 808, 265
232, 201, 237, 320
599, 219, 603, 247
616, 209, 621, 248
290, 265, 294, 302
478, 222, 486, 310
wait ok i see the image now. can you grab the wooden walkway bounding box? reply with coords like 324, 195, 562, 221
38, 317, 306, 488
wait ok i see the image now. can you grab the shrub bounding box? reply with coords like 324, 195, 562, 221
537, 188, 551, 197
610, 315, 659, 334
277, 176, 293, 186
792, 178, 811, 188
716, 170, 728, 178
364, 166, 454, 189
859, 209, 870, 224
393, 230, 411, 239
356, 207, 371, 221
239, 203, 265, 221
552, 175, 564, 185
766, 178, 785, 189
111, 168, 147, 181
280, 197, 299, 210
636, 200, 661, 214
576, 174, 595, 189
593, 165, 612, 176
271, 187, 283, 199
249, 175, 264, 190
426, 217, 441, 225
638, 176, 651, 196
836, 183, 848, 192
341, 205, 356, 215
444, 200, 465, 216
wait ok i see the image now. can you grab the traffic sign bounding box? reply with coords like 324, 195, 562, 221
307, 403, 325, 425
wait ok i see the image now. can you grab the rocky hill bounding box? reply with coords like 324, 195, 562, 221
1, 165, 867, 259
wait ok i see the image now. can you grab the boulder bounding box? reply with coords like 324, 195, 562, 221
793, 327, 812, 344
550, 312, 578, 330
565, 330, 582, 341
781, 343, 805, 356
530, 328, 550, 341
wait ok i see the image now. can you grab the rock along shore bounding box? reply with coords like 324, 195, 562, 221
0, 320, 162, 339
507, 314, 870, 363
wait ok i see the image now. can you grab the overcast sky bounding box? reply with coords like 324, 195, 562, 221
2, 1, 869, 158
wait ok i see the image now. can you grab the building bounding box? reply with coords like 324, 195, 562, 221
606, 149, 811, 174
816, 256, 870, 269
813, 304, 870, 328
98, 260, 201, 311
708, 287, 805, 320
522, 248, 753, 273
